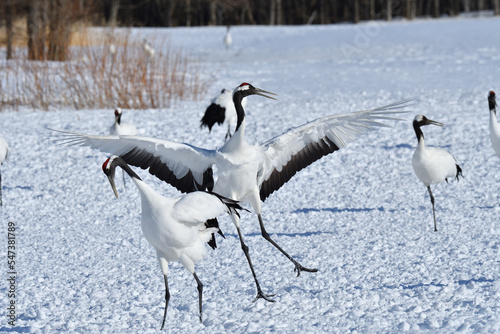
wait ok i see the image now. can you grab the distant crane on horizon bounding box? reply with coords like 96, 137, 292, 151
200, 88, 247, 140
411, 115, 463, 232
143, 39, 155, 59
223, 25, 232, 49
0, 136, 9, 206
54, 83, 411, 302
102, 155, 244, 329
487, 91, 500, 158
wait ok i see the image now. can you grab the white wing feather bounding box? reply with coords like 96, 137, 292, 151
173, 192, 228, 225
50, 129, 216, 186
258, 99, 412, 199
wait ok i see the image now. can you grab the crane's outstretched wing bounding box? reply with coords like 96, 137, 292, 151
51, 129, 217, 193
258, 99, 413, 201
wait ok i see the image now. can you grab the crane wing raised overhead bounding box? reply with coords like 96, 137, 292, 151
51, 129, 217, 193
258, 99, 413, 201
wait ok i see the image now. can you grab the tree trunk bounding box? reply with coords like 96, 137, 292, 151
494, 0, 500, 15
27, 0, 47, 60
276, 0, 283, 25
270, 0, 276, 25
47, 0, 70, 61
387, 0, 392, 21
463, 0, 470, 12
109, 0, 119, 27
354, 0, 360, 23
209, 0, 216, 25
369, 0, 375, 20
478, 0, 484, 11
407, 0, 416, 19
5, 0, 14, 59
186, 0, 191, 26
433, 0, 439, 18
243, 0, 256, 25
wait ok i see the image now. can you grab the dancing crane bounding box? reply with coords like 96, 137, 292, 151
0, 136, 9, 206
200, 88, 247, 140
102, 156, 243, 329
53, 83, 410, 302
411, 115, 463, 232
487, 91, 500, 158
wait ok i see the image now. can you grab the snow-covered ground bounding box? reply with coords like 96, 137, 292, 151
1, 16, 500, 333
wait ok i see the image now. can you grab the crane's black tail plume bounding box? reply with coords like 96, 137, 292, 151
205, 218, 224, 250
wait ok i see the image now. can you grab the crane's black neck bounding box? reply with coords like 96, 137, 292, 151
112, 157, 142, 181
233, 92, 246, 132
489, 96, 497, 115
413, 121, 424, 142
115, 113, 122, 125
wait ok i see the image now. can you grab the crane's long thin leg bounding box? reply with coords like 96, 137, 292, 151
235, 223, 275, 303
258, 214, 318, 276
192, 273, 203, 323
427, 186, 437, 232
0, 172, 3, 206
160, 275, 170, 330
122, 170, 127, 189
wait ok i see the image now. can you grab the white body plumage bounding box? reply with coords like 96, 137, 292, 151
0, 136, 9, 165
110, 108, 137, 136
412, 141, 459, 186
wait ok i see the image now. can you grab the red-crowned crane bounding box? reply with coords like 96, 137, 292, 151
200, 88, 247, 140
223, 25, 232, 49
143, 39, 155, 59
110, 108, 137, 136
53, 82, 411, 302
0, 136, 9, 206
102, 156, 244, 329
487, 91, 500, 158
411, 115, 463, 232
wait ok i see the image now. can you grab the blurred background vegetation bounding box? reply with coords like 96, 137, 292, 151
1, 0, 499, 61
0, 0, 498, 111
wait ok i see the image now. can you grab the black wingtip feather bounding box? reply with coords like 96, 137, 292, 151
259, 136, 340, 201
120, 147, 214, 194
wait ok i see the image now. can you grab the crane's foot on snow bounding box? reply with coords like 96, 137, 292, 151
253, 290, 276, 303
293, 261, 318, 277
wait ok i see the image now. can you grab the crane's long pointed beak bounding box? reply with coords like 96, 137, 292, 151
254, 88, 278, 100
427, 119, 444, 127
107, 175, 119, 199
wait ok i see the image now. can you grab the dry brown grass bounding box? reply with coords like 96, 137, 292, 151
0, 25, 210, 111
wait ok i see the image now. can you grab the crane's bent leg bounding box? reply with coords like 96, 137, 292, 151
231, 214, 275, 302
257, 214, 318, 276
192, 273, 203, 322
160, 275, 170, 330
0, 172, 2, 206
427, 186, 438, 232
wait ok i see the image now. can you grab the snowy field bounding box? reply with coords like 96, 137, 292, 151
1, 15, 500, 333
